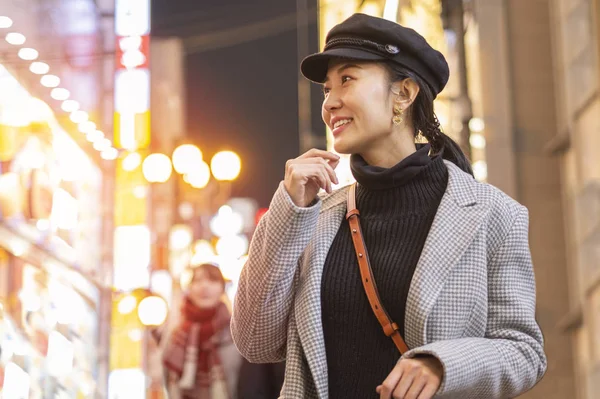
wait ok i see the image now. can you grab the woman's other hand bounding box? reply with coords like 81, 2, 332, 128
376, 356, 443, 399
283, 149, 340, 207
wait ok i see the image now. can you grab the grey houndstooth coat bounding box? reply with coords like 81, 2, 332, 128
231, 161, 547, 398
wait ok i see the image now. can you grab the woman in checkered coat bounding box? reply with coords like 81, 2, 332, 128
232, 14, 546, 399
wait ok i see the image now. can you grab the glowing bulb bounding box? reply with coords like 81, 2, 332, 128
51, 88, 70, 101
473, 161, 488, 181
186, 161, 211, 189
142, 153, 173, 183
210, 205, 244, 237
29, 61, 49, 75
86, 130, 104, 142
101, 148, 119, 160
118, 295, 137, 314
216, 235, 249, 258
211, 151, 241, 181
191, 240, 215, 265
122, 152, 142, 171
468, 118, 485, 133
172, 144, 203, 174
93, 138, 111, 151
78, 121, 96, 134
41, 74, 60, 88
138, 296, 168, 326
69, 110, 88, 124
18, 48, 38, 60
128, 329, 143, 342
469, 133, 486, 149
5, 32, 25, 45
133, 185, 147, 198
169, 225, 193, 251
61, 99, 79, 113
0, 16, 13, 28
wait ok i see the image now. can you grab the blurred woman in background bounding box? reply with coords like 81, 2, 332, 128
162, 263, 242, 399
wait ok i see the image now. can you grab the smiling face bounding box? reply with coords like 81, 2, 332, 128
188, 265, 225, 309
321, 60, 398, 156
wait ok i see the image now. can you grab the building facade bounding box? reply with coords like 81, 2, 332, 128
0, 0, 117, 397
467, 0, 600, 397
548, 0, 600, 397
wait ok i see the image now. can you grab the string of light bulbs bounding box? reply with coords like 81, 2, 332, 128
0, 15, 118, 161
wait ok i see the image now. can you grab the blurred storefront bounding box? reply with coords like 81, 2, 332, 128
0, 66, 104, 397
0, 0, 117, 397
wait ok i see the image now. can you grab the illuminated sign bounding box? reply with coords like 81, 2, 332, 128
115, 0, 151, 37
114, 0, 151, 151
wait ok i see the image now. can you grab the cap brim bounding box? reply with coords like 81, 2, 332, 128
300, 48, 385, 83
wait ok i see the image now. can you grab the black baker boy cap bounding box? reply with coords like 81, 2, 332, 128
301, 13, 450, 97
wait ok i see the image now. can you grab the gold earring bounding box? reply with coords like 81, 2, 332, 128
392, 104, 404, 125
415, 131, 428, 144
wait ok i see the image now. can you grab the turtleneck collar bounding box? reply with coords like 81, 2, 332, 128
350, 144, 433, 190
349, 144, 448, 217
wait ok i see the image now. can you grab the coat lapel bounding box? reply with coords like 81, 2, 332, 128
294, 162, 491, 395
295, 189, 347, 398
404, 161, 490, 349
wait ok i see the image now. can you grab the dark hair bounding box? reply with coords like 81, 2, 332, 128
192, 263, 226, 290
384, 62, 473, 176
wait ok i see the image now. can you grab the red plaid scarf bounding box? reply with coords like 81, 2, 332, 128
163, 298, 232, 397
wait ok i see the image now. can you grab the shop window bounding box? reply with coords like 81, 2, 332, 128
0, 254, 99, 397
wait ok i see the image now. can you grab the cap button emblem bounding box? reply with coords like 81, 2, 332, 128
385, 44, 399, 54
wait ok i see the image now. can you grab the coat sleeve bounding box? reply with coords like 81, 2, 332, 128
402, 206, 547, 398
231, 182, 322, 363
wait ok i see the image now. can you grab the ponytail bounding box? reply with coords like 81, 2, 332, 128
435, 133, 473, 175
384, 62, 473, 176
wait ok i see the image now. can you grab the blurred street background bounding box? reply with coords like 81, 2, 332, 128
0, 0, 598, 398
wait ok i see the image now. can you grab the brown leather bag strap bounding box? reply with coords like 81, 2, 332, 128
346, 183, 409, 355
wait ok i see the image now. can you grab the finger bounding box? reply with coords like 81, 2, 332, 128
293, 158, 338, 186
319, 167, 333, 193
288, 156, 339, 180
313, 165, 332, 192
391, 370, 416, 399
404, 375, 427, 399
290, 157, 335, 166
307, 176, 323, 193
285, 158, 318, 176
287, 155, 341, 180
379, 366, 404, 399
307, 169, 328, 191
289, 164, 324, 185
416, 382, 438, 399
287, 164, 310, 184
307, 164, 332, 193
301, 148, 340, 161
294, 164, 333, 193
328, 157, 340, 170
320, 159, 339, 185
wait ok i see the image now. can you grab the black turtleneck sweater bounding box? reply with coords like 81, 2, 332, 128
321, 145, 448, 398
